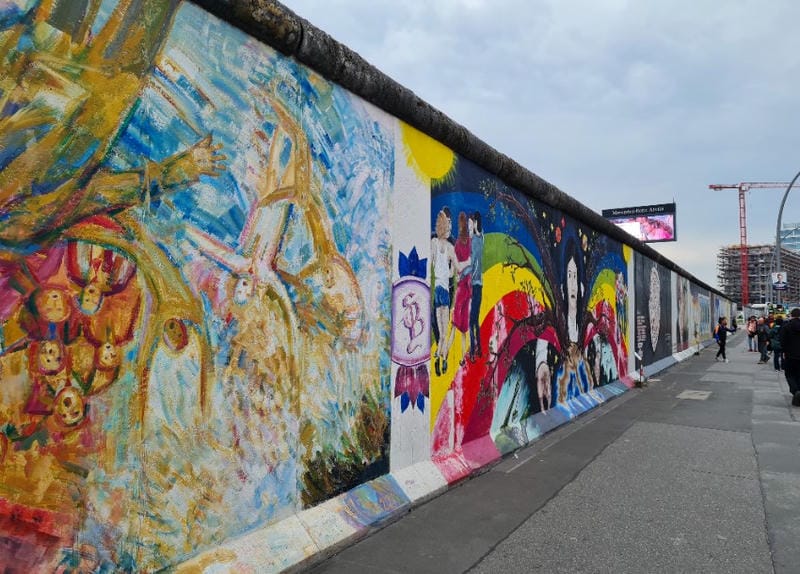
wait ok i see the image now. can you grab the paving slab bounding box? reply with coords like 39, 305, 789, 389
760, 471, 800, 574
471, 422, 770, 574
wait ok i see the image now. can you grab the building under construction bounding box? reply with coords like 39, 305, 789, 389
717, 244, 800, 306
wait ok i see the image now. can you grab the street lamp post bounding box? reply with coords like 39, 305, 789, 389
776, 170, 800, 307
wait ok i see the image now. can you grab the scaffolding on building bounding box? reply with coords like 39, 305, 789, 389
781, 222, 800, 253
717, 244, 800, 307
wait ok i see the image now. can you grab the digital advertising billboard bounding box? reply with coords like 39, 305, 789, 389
602, 202, 676, 243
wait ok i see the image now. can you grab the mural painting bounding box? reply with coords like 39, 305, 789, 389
0, 1, 392, 570
674, 273, 693, 352
389, 246, 430, 468
634, 254, 672, 367
694, 286, 712, 344
428, 159, 631, 463
711, 293, 735, 332
388, 123, 454, 470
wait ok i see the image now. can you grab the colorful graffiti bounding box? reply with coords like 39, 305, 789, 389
695, 286, 712, 343
0, 1, 392, 570
674, 273, 693, 352
428, 159, 631, 463
634, 254, 672, 367
673, 272, 715, 354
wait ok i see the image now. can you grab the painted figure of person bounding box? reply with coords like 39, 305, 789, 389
535, 338, 552, 412
648, 264, 661, 353
17, 285, 80, 345
555, 238, 591, 402
401, 292, 425, 354
468, 211, 484, 361
432, 209, 456, 375
676, 279, 690, 351
448, 212, 472, 367
255, 97, 364, 345
184, 93, 368, 383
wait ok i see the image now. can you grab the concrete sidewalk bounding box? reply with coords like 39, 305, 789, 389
308, 334, 800, 574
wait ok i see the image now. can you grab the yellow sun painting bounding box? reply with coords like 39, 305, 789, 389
400, 122, 456, 183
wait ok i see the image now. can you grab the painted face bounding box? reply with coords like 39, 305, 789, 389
79, 283, 104, 314
96, 342, 121, 370
36, 289, 70, 323
649, 266, 661, 351
54, 387, 85, 427
435, 211, 450, 240
70, 338, 95, 378
566, 257, 578, 305
323, 267, 336, 289
233, 276, 254, 305
37, 340, 65, 374
163, 318, 189, 351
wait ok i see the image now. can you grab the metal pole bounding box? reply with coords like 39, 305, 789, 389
776, 170, 800, 306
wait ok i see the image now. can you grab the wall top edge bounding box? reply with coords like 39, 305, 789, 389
187, 0, 726, 300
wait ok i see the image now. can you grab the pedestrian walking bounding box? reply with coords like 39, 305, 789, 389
779, 308, 800, 406
714, 316, 736, 363
747, 315, 758, 352
769, 317, 784, 371
757, 317, 770, 364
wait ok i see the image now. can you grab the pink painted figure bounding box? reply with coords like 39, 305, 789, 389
431, 209, 457, 375
401, 292, 425, 354
448, 212, 472, 367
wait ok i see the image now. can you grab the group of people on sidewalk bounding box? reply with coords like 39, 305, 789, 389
749, 315, 786, 370
726, 310, 800, 407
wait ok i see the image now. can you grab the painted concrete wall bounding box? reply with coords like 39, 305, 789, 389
0, 1, 735, 571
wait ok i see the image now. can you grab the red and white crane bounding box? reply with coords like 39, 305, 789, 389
708, 181, 791, 305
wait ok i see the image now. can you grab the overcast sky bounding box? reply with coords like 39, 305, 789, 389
280, 0, 800, 290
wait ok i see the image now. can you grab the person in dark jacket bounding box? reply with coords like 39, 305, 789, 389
714, 317, 736, 363
769, 317, 784, 371
779, 308, 800, 405
756, 317, 770, 364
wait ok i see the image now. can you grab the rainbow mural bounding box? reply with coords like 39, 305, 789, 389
425, 158, 632, 477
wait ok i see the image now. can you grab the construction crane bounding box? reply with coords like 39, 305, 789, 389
708, 181, 792, 306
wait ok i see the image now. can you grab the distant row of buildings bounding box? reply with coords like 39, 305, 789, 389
717, 222, 800, 306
